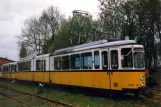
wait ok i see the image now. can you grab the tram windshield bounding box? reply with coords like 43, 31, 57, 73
133, 52, 144, 68
121, 47, 144, 69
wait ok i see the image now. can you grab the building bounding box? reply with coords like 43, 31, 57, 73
0, 57, 14, 65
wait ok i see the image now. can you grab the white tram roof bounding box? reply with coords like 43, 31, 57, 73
73, 40, 136, 52
18, 55, 35, 62
53, 40, 137, 54
2, 62, 17, 66
18, 54, 50, 62
34, 53, 50, 59
54, 40, 107, 54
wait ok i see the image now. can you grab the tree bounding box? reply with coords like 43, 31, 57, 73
19, 42, 27, 58
18, 6, 64, 55
98, 0, 161, 69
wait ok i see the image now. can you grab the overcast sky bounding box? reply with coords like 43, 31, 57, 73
0, 0, 99, 61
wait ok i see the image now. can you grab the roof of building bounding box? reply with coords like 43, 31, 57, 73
0, 57, 15, 62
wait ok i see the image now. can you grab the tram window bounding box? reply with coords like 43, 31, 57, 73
81, 52, 92, 69
54, 57, 62, 70
18, 61, 31, 71
36, 60, 41, 70
102, 51, 108, 69
44, 60, 46, 71
3, 66, 9, 72
0, 67, 2, 72
111, 50, 118, 69
14, 65, 17, 72
71, 54, 81, 69
94, 51, 100, 69
36, 60, 46, 71
62, 56, 70, 70
11, 65, 15, 72
121, 48, 132, 68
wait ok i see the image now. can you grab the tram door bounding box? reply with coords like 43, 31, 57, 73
100, 50, 111, 89
109, 48, 120, 90
37, 59, 46, 71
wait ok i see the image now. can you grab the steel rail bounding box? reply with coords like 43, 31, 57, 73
0, 85, 74, 107
0, 92, 32, 107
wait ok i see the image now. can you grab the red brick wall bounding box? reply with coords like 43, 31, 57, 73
0, 58, 13, 65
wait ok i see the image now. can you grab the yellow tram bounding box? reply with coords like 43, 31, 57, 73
1, 39, 146, 96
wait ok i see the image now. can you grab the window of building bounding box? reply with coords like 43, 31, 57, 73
81, 52, 92, 69
94, 51, 100, 69
54, 57, 62, 70
121, 48, 133, 68
111, 50, 118, 69
71, 54, 81, 69
62, 56, 70, 70
102, 51, 108, 69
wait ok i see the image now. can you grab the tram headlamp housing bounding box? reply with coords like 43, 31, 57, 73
141, 82, 144, 86
140, 75, 144, 81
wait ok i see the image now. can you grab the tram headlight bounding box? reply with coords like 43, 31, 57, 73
140, 75, 144, 81
141, 82, 144, 86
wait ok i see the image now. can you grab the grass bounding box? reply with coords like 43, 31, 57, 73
0, 79, 161, 107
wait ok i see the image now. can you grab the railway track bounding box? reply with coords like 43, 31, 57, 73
140, 86, 161, 105
0, 85, 73, 107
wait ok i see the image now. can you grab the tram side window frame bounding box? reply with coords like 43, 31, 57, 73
111, 50, 118, 69
81, 52, 92, 69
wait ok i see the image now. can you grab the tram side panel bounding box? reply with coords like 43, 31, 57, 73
50, 71, 111, 89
